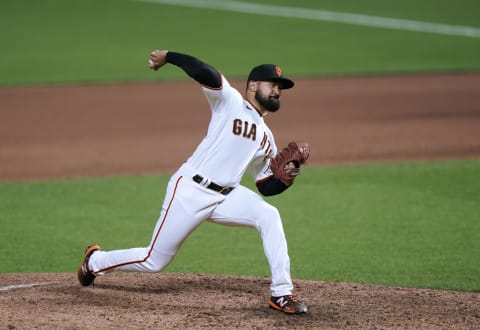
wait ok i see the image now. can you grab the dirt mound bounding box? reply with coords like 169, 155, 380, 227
1, 273, 479, 329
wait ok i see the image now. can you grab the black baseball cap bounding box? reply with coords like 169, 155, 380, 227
247, 64, 295, 89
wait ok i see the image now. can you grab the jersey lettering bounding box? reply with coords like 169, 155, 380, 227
261, 132, 274, 161
264, 140, 272, 159
260, 133, 268, 148
232, 120, 273, 161
232, 119, 242, 135
232, 119, 257, 141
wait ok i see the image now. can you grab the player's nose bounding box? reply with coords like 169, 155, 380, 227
272, 85, 282, 96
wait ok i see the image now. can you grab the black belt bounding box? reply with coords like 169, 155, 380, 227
192, 175, 234, 195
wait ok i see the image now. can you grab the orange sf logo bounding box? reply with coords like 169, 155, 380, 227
275, 66, 282, 77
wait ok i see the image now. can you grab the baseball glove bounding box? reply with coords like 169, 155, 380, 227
270, 141, 310, 186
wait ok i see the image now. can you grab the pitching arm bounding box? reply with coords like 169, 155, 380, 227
149, 50, 222, 89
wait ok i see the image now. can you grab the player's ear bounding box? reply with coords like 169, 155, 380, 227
247, 81, 257, 92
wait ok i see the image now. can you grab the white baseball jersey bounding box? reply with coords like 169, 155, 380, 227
187, 75, 277, 187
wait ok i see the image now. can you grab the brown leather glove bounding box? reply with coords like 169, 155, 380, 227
269, 141, 310, 186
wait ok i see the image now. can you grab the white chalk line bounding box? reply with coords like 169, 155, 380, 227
0, 282, 51, 292
135, 0, 480, 38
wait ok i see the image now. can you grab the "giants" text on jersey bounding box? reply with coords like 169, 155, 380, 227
232, 119, 257, 141
232, 119, 273, 160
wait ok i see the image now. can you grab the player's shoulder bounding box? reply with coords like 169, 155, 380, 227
202, 74, 242, 101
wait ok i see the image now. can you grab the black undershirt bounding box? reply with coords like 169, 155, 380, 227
256, 176, 290, 196
166, 51, 222, 88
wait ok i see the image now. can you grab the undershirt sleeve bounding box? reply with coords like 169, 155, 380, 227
256, 176, 290, 196
166, 51, 222, 89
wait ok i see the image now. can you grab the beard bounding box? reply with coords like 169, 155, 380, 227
255, 91, 280, 112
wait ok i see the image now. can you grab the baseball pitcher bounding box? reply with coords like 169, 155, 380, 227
78, 49, 310, 314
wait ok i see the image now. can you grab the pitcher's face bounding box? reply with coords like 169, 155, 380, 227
255, 81, 281, 112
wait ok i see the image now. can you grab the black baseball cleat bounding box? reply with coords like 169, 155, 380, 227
268, 295, 308, 315
77, 245, 100, 286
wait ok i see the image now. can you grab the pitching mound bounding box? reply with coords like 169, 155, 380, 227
1, 273, 479, 329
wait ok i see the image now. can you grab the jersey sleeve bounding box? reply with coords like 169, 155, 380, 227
251, 158, 273, 182
250, 137, 278, 183
251, 140, 290, 196
201, 75, 241, 112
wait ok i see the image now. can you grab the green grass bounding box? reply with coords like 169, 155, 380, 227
1, 160, 479, 291
1, 0, 479, 293
1, 0, 480, 85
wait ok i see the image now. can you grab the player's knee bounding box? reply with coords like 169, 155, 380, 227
146, 260, 172, 272
145, 250, 176, 272
269, 205, 281, 221
259, 204, 281, 224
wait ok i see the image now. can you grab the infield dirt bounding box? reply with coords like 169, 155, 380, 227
1, 74, 480, 329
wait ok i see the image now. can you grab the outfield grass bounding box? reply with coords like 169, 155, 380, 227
1, 0, 480, 85
1, 0, 479, 293
1, 160, 479, 291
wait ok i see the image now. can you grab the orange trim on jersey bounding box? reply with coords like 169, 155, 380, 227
201, 84, 223, 91
94, 175, 184, 274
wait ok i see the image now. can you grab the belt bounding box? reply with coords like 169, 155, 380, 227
192, 175, 234, 195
